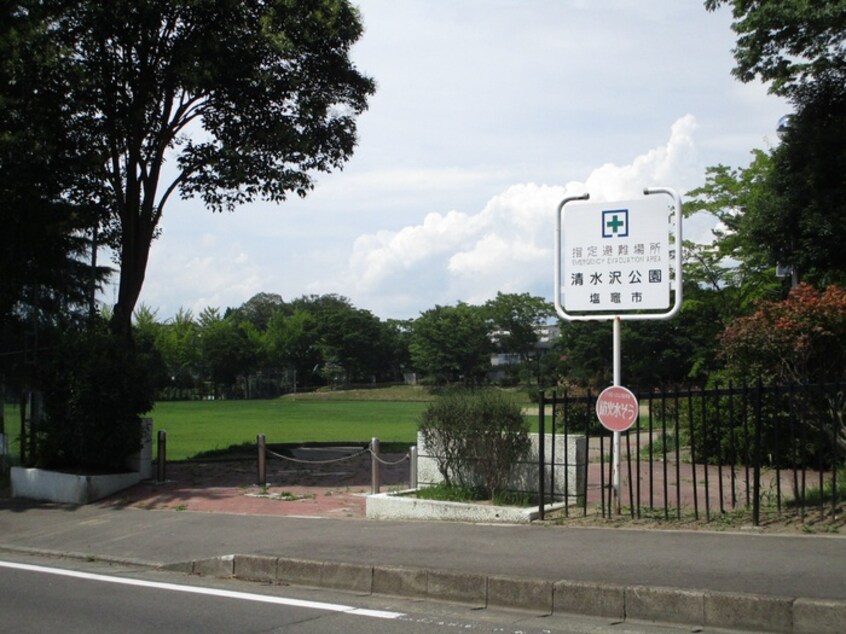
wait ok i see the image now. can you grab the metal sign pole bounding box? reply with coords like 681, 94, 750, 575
555, 186, 683, 516
612, 316, 622, 515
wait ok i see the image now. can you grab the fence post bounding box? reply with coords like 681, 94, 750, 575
371, 437, 381, 494
538, 390, 546, 520
409, 445, 417, 490
156, 430, 167, 483
753, 380, 763, 526
257, 433, 266, 487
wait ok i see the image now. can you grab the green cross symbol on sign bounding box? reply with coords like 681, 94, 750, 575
602, 209, 629, 238
606, 215, 625, 233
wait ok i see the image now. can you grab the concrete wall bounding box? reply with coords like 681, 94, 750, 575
10, 416, 153, 504
10, 468, 142, 504
417, 431, 586, 501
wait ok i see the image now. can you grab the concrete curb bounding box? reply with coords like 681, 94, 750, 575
170, 554, 846, 633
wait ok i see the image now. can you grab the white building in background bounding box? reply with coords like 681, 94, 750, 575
489, 323, 560, 383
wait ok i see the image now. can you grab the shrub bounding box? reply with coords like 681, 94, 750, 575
419, 388, 530, 498
37, 322, 156, 471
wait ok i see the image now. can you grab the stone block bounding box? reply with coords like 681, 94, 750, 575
319, 561, 372, 593
625, 585, 704, 626
193, 555, 234, 578
487, 575, 553, 614
793, 598, 846, 634
704, 591, 793, 633
553, 580, 625, 619
276, 558, 324, 587
233, 554, 277, 582
427, 570, 487, 606
372, 566, 428, 598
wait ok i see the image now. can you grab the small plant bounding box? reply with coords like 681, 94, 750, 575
415, 482, 486, 502
419, 388, 531, 499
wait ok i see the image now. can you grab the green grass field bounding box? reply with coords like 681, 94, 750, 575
2, 386, 536, 462
150, 398, 428, 460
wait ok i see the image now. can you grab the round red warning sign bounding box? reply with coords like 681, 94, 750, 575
595, 385, 639, 432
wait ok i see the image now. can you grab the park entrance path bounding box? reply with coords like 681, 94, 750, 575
102, 447, 411, 518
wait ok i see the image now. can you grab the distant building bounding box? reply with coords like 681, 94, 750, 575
489, 323, 560, 383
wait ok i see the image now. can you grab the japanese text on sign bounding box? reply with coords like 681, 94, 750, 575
561, 198, 671, 312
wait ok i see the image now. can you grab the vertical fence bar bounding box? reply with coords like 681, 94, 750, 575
833, 382, 840, 520
156, 430, 167, 483
702, 389, 711, 522
817, 387, 825, 521
789, 384, 801, 520
257, 433, 266, 487
607, 432, 614, 517
688, 385, 699, 521
626, 425, 634, 518
661, 389, 669, 521
799, 384, 809, 522
743, 384, 751, 508
775, 386, 782, 514
583, 390, 591, 517
551, 390, 557, 506
753, 380, 763, 526
649, 396, 655, 511
635, 396, 642, 519
371, 437, 381, 494
538, 391, 546, 521
410, 446, 418, 490
728, 383, 738, 510
563, 391, 570, 518
599, 432, 606, 518
715, 386, 725, 515
675, 388, 681, 519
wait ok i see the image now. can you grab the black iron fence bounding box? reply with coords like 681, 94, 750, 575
538, 382, 844, 526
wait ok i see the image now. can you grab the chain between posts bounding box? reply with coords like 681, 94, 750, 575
254, 435, 414, 494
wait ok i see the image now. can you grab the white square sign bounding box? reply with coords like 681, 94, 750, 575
561, 197, 670, 312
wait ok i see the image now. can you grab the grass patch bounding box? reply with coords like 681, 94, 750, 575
282, 385, 437, 402
4, 386, 536, 463
413, 482, 538, 507
151, 398, 427, 461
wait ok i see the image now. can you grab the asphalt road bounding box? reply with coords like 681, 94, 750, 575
0, 554, 746, 634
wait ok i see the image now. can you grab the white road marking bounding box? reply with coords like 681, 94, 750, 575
0, 560, 404, 620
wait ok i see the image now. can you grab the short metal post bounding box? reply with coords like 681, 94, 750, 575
257, 434, 266, 487
371, 437, 381, 494
156, 430, 166, 483
409, 446, 418, 490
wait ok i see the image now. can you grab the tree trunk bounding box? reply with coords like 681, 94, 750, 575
110, 201, 154, 340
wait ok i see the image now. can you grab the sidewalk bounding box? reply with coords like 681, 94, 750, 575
1, 491, 845, 633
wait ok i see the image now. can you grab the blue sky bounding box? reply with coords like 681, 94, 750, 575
127, 0, 788, 321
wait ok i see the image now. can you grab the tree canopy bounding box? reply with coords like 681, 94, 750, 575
20, 0, 375, 336
704, 0, 846, 97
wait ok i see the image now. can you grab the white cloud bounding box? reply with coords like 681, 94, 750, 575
337, 115, 704, 317
138, 238, 264, 318
126, 2, 787, 322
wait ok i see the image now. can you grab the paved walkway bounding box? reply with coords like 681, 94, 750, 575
2, 456, 845, 633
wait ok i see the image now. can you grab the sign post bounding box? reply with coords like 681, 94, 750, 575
554, 188, 682, 514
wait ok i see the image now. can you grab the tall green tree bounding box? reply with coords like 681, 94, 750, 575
25, 0, 374, 337
752, 72, 846, 285
155, 307, 201, 394
485, 292, 552, 384
0, 2, 103, 331
704, 0, 846, 97
703, 1, 846, 288
410, 303, 493, 385
685, 149, 783, 307
264, 308, 321, 390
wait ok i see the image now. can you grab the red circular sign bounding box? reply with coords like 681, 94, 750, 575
595, 385, 639, 432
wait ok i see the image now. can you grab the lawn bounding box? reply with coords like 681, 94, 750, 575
2, 386, 536, 462
150, 398, 428, 460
